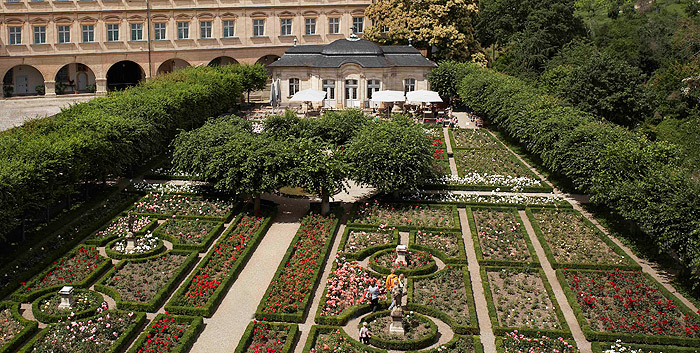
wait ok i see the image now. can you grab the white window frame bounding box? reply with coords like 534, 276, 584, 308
280, 18, 292, 36
289, 78, 300, 96
222, 20, 235, 38
328, 17, 340, 34
177, 21, 190, 40
404, 78, 416, 93
106, 23, 119, 42
154, 22, 166, 41
33, 26, 46, 44
57, 25, 70, 44
130, 23, 143, 41
253, 19, 265, 37
9, 26, 22, 45
82, 24, 95, 43
322, 79, 335, 100
367, 79, 381, 99
305, 18, 316, 35
352, 16, 364, 33
200, 20, 212, 39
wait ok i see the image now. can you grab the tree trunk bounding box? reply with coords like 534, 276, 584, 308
247, 90, 251, 104
254, 194, 261, 216
321, 188, 330, 216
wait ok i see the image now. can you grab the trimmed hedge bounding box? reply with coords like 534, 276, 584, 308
255, 208, 342, 323
11, 245, 112, 302
591, 341, 700, 353
165, 206, 276, 317
360, 310, 438, 350
126, 314, 204, 353
301, 325, 387, 353
0, 190, 138, 300
104, 235, 166, 260
480, 266, 572, 337
154, 218, 226, 253
458, 64, 700, 284
409, 230, 467, 264
95, 249, 198, 312
17, 310, 147, 353
233, 321, 299, 353
130, 194, 238, 222
0, 301, 39, 353
31, 289, 103, 323
84, 214, 158, 246
556, 269, 700, 346
0, 66, 243, 243
347, 203, 461, 233
407, 266, 479, 335
526, 207, 640, 271
467, 206, 540, 268
407, 335, 484, 353
368, 248, 438, 276
337, 226, 399, 261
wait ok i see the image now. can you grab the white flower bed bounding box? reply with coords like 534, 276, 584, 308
131, 181, 206, 194
400, 190, 566, 206
603, 341, 660, 353
112, 232, 160, 255
432, 173, 543, 189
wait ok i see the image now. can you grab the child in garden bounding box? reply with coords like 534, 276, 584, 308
359, 322, 371, 344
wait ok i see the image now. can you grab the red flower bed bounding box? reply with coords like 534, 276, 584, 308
244, 321, 291, 353
135, 315, 189, 353
427, 133, 446, 161
563, 270, 700, 338
22, 247, 105, 294
260, 214, 334, 315
170, 216, 264, 307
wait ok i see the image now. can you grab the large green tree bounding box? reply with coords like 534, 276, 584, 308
290, 138, 348, 215
232, 63, 268, 104
363, 0, 480, 61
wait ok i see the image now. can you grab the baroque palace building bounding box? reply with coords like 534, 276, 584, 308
0, 0, 371, 97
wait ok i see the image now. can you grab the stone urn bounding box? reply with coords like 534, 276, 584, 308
395, 244, 408, 266
389, 306, 405, 336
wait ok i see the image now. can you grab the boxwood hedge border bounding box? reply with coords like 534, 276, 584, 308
556, 268, 700, 347
0, 301, 39, 353
467, 206, 540, 268
347, 203, 461, 233
495, 334, 578, 353
407, 334, 484, 353
165, 205, 276, 317
407, 265, 479, 335
30, 289, 104, 323
126, 314, 204, 353
84, 215, 159, 247
336, 226, 399, 261
17, 310, 147, 353
481, 266, 572, 337
95, 249, 198, 312
409, 229, 467, 265
254, 207, 343, 323
233, 321, 299, 353
104, 236, 166, 260
359, 310, 438, 350
368, 248, 438, 277
10, 245, 112, 303
153, 218, 226, 253
301, 325, 388, 353
526, 208, 640, 271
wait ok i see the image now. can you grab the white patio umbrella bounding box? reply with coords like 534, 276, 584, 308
371, 90, 406, 118
290, 89, 327, 102
406, 90, 443, 103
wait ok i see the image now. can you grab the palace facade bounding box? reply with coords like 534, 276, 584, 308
0, 0, 371, 97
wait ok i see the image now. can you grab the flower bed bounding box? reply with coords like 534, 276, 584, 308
85, 214, 157, 246
96, 250, 198, 312
0, 302, 38, 353
132, 192, 235, 221
407, 335, 483, 353
369, 249, 437, 276
528, 208, 638, 270
316, 257, 386, 325
350, 200, 459, 231
31, 289, 104, 323
12, 246, 111, 302
411, 230, 466, 264
361, 310, 438, 350
483, 267, 568, 335
427, 132, 450, 176
592, 340, 700, 353
233, 321, 299, 353
126, 314, 204, 353
17, 309, 146, 353
452, 148, 545, 191
256, 212, 339, 322
497, 331, 579, 353
338, 227, 398, 260
154, 218, 225, 252
430, 174, 548, 192
398, 190, 569, 208
166, 209, 274, 317
105, 232, 165, 260
409, 266, 478, 334
559, 269, 700, 346
470, 208, 537, 266
450, 129, 501, 149
305, 326, 386, 353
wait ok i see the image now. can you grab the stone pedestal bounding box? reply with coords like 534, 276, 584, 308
395, 244, 408, 266
58, 286, 74, 310
95, 78, 107, 96
125, 231, 136, 251
389, 307, 404, 336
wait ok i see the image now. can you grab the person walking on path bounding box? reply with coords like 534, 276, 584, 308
359, 322, 371, 344
390, 274, 406, 309
365, 281, 380, 313
386, 269, 399, 309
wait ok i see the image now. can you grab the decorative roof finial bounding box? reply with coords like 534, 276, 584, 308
293, 37, 297, 47
349, 27, 360, 41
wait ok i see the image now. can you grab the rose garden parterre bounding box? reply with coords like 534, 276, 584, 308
350, 200, 458, 230
471, 208, 536, 265
133, 192, 234, 220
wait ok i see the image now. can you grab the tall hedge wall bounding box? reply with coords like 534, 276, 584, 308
0, 66, 243, 240
457, 64, 700, 283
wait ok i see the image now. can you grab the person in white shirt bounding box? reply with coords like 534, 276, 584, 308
359, 321, 371, 344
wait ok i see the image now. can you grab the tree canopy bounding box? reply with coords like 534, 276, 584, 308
232, 63, 268, 104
